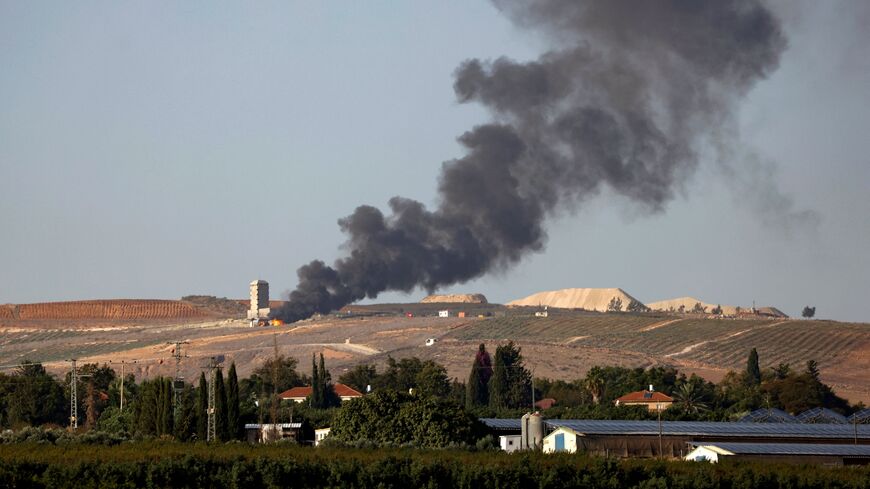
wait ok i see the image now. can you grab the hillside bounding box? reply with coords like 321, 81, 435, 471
0, 300, 212, 320
420, 294, 488, 304
507, 288, 642, 312
0, 302, 867, 404
646, 297, 787, 317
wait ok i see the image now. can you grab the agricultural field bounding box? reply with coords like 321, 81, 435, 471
0, 300, 212, 321
1, 300, 868, 404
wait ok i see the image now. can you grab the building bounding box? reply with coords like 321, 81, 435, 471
543, 426, 581, 453
481, 418, 870, 458
314, 427, 331, 446
685, 442, 870, 466
499, 435, 522, 453
279, 383, 364, 403
245, 423, 305, 443
438, 310, 449, 317
247, 280, 270, 320
614, 386, 673, 412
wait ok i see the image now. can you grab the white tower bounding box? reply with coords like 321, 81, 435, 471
248, 280, 270, 319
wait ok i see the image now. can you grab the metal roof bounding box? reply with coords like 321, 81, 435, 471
545, 420, 870, 439
796, 408, 848, 424
244, 423, 302, 429
848, 409, 870, 424
739, 408, 798, 423
480, 418, 521, 430
689, 442, 870, 457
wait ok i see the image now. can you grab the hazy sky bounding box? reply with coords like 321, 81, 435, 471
1, 1, 868, 321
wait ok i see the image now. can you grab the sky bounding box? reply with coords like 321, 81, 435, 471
1, 1, 868, 322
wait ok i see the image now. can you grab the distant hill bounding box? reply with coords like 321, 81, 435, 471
507, 288, 642, 312
421, 294, 488, 304
647, 297, 787, 317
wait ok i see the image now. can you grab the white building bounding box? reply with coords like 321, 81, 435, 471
542, 427, 581, 454
499, 435, 522, 453
248, 280, 271, 320
438, 310, 449, 318
315, 427, 331, 446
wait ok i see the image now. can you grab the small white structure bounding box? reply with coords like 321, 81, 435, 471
248, 280, 271, 320
438, 310, 449, 318
685, 445, 730, 463
425, 338, 437, 346
543, 426, 581, 454
499, 435, 522, 453
314, 427, 331, 446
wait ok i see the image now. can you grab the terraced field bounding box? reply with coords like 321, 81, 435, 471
7, 300, 210, 320
449, 313, 669, 342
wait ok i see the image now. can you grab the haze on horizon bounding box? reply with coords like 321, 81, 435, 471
1, 1, 868, 322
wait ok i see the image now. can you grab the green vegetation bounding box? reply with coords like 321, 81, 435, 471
0, 443, 867, 489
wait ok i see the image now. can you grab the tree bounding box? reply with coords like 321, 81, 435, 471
489, 341, 532, 409
746, 348, 762, 386
672, 377, 711, 414
196, 373, 208, 440
607, 297, 623, 312
692, 302, 707, 314
584, 370, 607, 405
338, 364, 377, 394
711, 304, 723, 315
772, 363, 791, 380
802, 306, 816, 319
466, 344, 492, 408
213, 369, 228, 441
415, 361, 450, 398
309, 353, 340, 409
227, 363, 240, 440
0, 361, 65, 428
626, 299, 648, 313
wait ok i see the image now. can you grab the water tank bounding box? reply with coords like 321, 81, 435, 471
520, 412, 544, 450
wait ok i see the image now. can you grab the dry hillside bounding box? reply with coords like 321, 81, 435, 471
0, 301, 867, 404
508, 288, 642, 312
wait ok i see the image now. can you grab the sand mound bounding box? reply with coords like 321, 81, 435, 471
420, 294, 488, 304
646, 297, 787, 317
507, 288, 642, 312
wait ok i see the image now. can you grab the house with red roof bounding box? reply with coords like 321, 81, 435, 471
614, 386, 673, 412
279, 383, 364, 403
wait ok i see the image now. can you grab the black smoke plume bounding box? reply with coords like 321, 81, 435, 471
272, 0, 786, 322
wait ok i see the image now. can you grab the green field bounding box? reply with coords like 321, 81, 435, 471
0, 442, 867, 489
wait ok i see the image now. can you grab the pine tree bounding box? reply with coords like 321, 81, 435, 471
196, 372, 208, 441
746, 348, 762, 386
227, 363, 240, 440
214, 369, 228, 441
488, 341, 532, 409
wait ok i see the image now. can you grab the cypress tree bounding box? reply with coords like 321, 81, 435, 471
160, 377, 173, 436
310, 353, 322, 408
466, 344, 491, 408
214, 369, 228, 441
227, 363, 240, 440
196, 373, 208, 441
489, 348, 509, 409
746, 348, 761, 386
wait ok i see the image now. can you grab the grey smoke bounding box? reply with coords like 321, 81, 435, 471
272, 0, 788, 322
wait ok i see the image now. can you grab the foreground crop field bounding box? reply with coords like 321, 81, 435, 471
0, 442, 867, 489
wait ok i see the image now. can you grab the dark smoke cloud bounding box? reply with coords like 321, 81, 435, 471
272, 0, 786, 322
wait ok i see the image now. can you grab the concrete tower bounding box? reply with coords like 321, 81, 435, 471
248, 280, 270, 319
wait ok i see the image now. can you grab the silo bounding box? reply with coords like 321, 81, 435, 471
521, 412, 544, 450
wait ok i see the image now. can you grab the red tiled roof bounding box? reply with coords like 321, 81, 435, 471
535, 398, 557, 410
615, 390, 674, 403
278, 383, 363, 399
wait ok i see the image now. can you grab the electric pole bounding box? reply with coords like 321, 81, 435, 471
69, 359, 77, 431
205, 355, 223, 442
167, 341, 190, 422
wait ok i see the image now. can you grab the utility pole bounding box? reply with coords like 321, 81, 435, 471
205, 355, 223, 442
167, 341, 190, 421
69, 359, 77, 431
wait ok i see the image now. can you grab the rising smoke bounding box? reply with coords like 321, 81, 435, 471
271, 0, 787, 322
